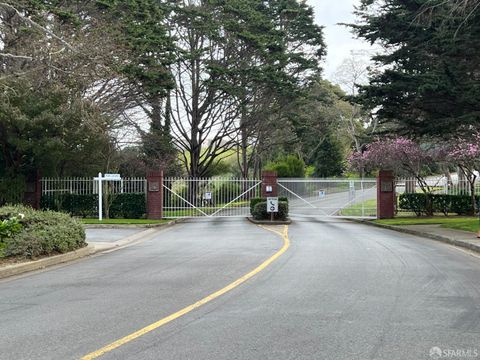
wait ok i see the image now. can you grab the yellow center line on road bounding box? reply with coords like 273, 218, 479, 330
81, 224, 290, 360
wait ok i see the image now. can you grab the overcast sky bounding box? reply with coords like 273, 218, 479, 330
307, 0, 372, 80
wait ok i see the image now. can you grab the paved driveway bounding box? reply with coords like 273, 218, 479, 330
1, 217, 479, 359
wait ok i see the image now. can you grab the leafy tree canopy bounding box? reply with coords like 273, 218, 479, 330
350, 0, 480, 138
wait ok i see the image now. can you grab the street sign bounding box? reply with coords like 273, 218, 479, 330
104, 173, 121, 180
93, 172, 122, 221
267, 197, 278, 213
318, 190, 326, 199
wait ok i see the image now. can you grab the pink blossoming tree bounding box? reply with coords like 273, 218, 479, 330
348, 137, 438, 194
446, 133, 480, 212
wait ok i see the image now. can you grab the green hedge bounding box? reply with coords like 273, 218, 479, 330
41, 193, 146, 219
109, 193, 146, 219
399, 193, 478, 216
0, 205, 86, 258
251, 200, 289, 221
250, 197, 288, 215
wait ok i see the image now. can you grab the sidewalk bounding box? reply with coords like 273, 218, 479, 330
357, 220, 480, 254
0, 221, 178, 280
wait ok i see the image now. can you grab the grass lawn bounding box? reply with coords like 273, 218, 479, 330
340, 199, 377, 217
375, 217, 480, 233
80, 218, 171, 225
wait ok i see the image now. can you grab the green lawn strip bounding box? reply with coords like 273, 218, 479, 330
339, 199, 377, 216
163, 201, 249, 218
374, 217, 480, 233
80, 219, 170, 225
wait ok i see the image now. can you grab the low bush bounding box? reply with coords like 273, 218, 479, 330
399, 193, 478, 216
250, 197, 288, 215
252, 201, 289, 221
0, 205, 86, 259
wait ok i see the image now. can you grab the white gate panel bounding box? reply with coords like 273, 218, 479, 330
163, 178, 261, 218
278, 178, 377, 218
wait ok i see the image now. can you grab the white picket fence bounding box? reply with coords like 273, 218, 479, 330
41, 177, 147, 195
396, 176, 480, 195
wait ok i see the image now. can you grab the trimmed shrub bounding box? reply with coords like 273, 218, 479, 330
41, 194, 97, 218
41, 193, 146, 218
431, 195, 451, 216
252, 201, 289, 221
109, 193, 146, 219
398, 193, 428, 216
250, 197, 288, 215
399, 193, 478, 216
0, 205, 86, 259
450, 195, 475, 216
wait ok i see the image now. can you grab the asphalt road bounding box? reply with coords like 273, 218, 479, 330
1, 217, 480, 359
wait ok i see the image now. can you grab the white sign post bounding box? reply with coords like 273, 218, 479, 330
267, 197, 278, 221
93, 172, 122, 221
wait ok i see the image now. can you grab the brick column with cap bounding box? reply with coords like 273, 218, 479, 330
23, 170, 41, 209
377, 170, 395, 219
261, 171, 278, 198
146, 170, 163, 220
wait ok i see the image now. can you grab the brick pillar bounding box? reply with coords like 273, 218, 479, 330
23, 170, 41, 209
146, 170, 164, 220
377, 170, 395, 219
261, 171, 278, 198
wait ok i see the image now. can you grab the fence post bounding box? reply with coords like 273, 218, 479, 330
261, 171, 278, 198
147, 170, 164, 219
377, 170, 395, 219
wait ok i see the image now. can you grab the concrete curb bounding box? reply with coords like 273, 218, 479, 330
83, 220, 178, 229
246, 217, 292, 225
349, 219, 480, 254
0, 219, 182, 280
0, 245, 95, 280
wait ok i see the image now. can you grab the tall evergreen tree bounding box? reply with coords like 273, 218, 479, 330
350, 0, 480, 138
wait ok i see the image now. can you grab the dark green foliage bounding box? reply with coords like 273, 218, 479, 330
350, 0, 480, 137
252, 201, 289, 221
311, 135, 345, 177
0, 205, 86, 258
399, 193, 478, 216
0, 176, 25, 205
41, 193, 146, 219
399, 193, 430, 216
0, 82, 114, 177
449, 195, 475, 216
109, 194, 146, 219
41, 194, 98, 218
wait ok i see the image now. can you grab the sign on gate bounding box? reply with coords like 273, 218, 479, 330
318, 190, 326, 199
267, 197, 278, 213
203, 192, 212, 200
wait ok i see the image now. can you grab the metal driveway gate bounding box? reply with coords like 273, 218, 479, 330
163, 177, 261, 218
278, 178, 377, 218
